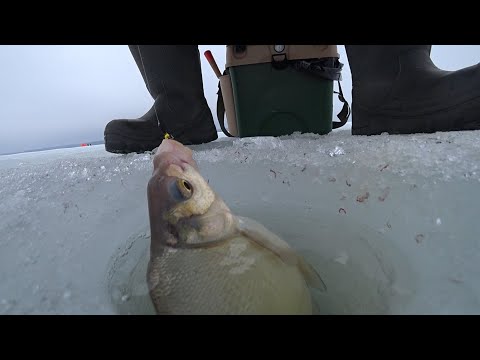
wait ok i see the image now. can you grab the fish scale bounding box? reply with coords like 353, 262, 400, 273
149, 237, 312, 315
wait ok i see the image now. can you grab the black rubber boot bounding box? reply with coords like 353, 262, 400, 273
104, 45, 218, 153
345, 45, 480, 135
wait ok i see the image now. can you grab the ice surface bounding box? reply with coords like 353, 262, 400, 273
1, 128, 480, 314
194, 130, 480, 183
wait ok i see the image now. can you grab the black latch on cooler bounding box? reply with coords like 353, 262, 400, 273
271, 45, 289, 70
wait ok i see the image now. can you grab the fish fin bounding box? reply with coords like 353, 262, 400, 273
237, 216, 298, 264
296, 256, 327, 292
236, 216, 327, 292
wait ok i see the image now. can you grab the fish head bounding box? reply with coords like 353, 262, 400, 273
147, 140, 238, 256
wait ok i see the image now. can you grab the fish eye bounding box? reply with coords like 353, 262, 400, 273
176, 179, 193, 199
182, 180, 192, 192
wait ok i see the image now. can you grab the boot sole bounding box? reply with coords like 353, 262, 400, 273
352, 96, 480, 135
104, 134, 163, 154
104, 131, 219, 154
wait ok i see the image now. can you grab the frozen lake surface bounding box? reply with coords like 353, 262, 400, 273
1, 127, 480, 314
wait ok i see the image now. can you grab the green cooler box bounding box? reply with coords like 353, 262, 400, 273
217, 45, 349, 138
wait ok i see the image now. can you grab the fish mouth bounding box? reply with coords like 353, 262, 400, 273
152, 139, 198, 175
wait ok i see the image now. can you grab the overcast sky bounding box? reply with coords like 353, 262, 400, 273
0, 45, 479, 154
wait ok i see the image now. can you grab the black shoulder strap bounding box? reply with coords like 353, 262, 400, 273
216, 79, 234, 137
333, 80, 351, 129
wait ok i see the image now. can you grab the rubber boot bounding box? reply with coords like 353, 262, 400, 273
345, 45, 480, 135
104, 45, 218, 153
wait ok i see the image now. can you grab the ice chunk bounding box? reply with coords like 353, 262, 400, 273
334, 252, 349, 265
328, 146, 346, 157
